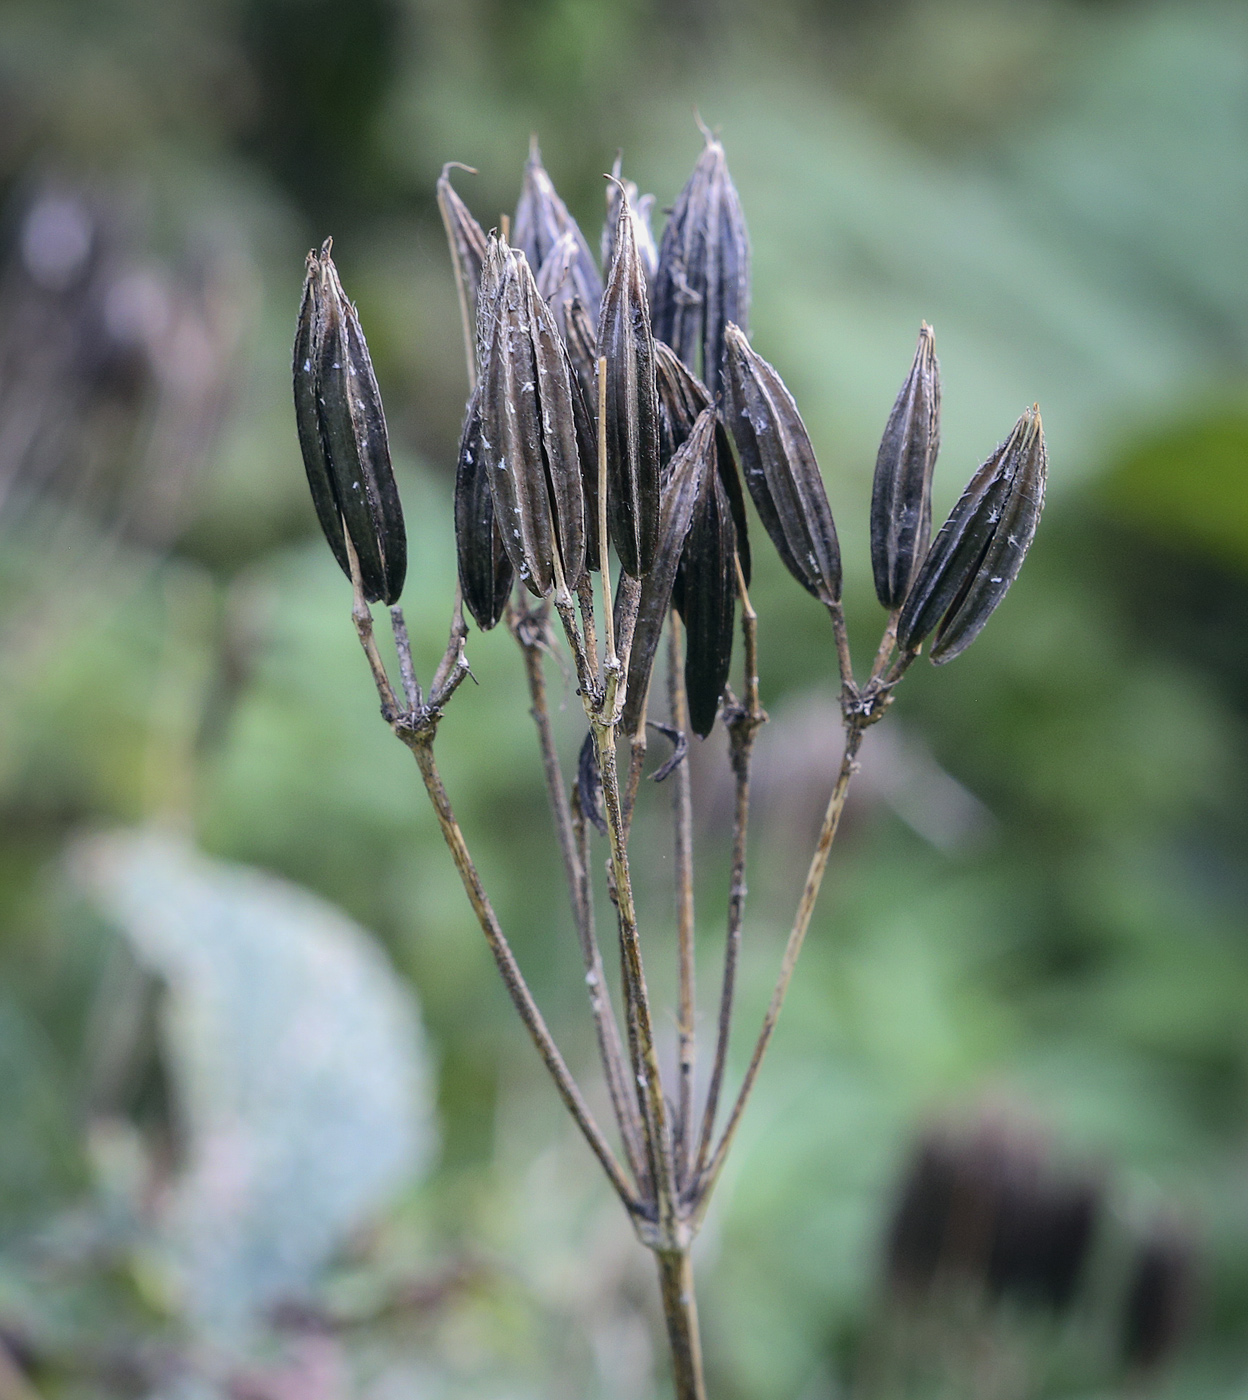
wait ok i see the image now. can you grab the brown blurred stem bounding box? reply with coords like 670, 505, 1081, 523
693, 559, 765, 1189
657, 1250, 707, 1400
512, 602, 646, 1188
695, 718, 865, 1216
828, 598, 856, 695
667, 613, 697, 1187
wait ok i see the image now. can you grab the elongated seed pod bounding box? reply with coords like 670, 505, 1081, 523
478, 246, 586, 596
436, 164, 488, 363
897, 406, 1046, 663
620, 406, 714, 736
676, 427, 736, 737
454, 386, 512, 629
294, 242, 407, 605
597, 187, 660, 577
653, 339, 751, 585
721, 322, 840, 604
871, 323, 941, 608
652, 130, 750, 397
513, 137, 603, 312
603, 154, 657, 288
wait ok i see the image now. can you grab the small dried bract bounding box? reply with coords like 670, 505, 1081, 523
721, 322, 840, 606
897, 405, 1046, 663
293, 240, 407, 604
514, 137, 603, 312
871, 323, 940, 609
478, 238, 587, 597
598, 186, 661, 578
652, 130, 750, 398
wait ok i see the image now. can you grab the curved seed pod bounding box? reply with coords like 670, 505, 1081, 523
871, 322, 941, 608
721, 322, 840, 604
561, 296, 601, 571
603, 154, 657, 287
478, 247, 586, 596
597, 187, 660, 578
294, 241, 406, 605
620, 406, 714, 737
653, 339, 751, 585
454, 386, 512, 630
652, 129, 750, 397
897, 406, 1047, 663
677, 431, 737, 738
436, 163, 488, 353
513, 137, 603, 312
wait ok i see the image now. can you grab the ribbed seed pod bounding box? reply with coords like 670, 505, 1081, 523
676, 429, 737, 737
436, 163, 488, 352
478, 244, 586, 596
293, 241, 406, 605
871, 323, 941, 608
620, 407, 714, 737
597, 188, 660, 578
454, 385, 512, 630
896, 406, 1046, 663
603, 155, 657, 288
559, 295, 601, 571
652, 131, 750, 398
653, 339, 751, 585
513, 137, 603, 313
721, 322, 840, 605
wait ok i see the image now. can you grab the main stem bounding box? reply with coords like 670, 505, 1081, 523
656, 1250, 706, 1400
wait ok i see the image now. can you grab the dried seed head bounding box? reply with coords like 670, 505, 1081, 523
896, 405, 1047, 663
478, 242, 587, 597
597, 185, 661, 578
513, 137, 603, 313
721, 322, 841, 604
652, 128, 750, 398
871, 323, 941, 608
293, 240, 406, 605
653, 339, 751, 585
620, 406, 714, 737
603, 154, 657, 287
436, 164, 488, 358
454, 385, 513, 630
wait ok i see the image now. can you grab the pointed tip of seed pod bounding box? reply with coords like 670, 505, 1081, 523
694, 109, 718, 145
440, 161, 479, 182
527, 133, 542, 164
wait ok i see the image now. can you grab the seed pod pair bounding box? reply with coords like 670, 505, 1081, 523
897, 406, 1046, 663
598, 187, 660, 578
293, 241, 406, 604
721, 322, 841, 606
475, 238, 587, 597
514, 138, 603, 314
620, 407, 715, 737
654, 339, 751, 585
871, 323, 941, 608
652, 131, 750, 398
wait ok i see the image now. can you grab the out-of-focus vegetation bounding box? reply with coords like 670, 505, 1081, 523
0, 0, 1245, 1395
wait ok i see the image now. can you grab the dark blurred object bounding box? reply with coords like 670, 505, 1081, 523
0, 179, 245, 550
1121, 1218, 1198, 1375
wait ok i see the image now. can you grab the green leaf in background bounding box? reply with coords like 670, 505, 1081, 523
70, 829, 435, 1343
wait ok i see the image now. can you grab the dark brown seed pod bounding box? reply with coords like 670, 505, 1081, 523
436, 163, 488, 355
620, 406, 714, 737
653, 339, 751, 585
676, 425, 736, 738
602, 154, 657, 288
896, 406, 1046, 663
293, 241, 406, 605
454, 386, 512, 630
871, 322, 941, 608
1121, 1221, 1197, 1373
597, 186, 661, 578
652, 129, 750, 398
513, 137, 603, 313
577, 730, 607, 835
478, 246, 587, 597
721, 322, 840, 604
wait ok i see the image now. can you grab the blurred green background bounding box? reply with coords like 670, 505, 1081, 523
0, 0, 1245, 1395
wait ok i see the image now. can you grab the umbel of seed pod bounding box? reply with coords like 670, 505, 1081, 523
721, 322, 841, 606
598, 183, 660, 578
477, 236, 587, 598
871, 323, 941, 609
293, 240, 407, 605
652, 128, 750, 398
897, 405, 1046, 663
